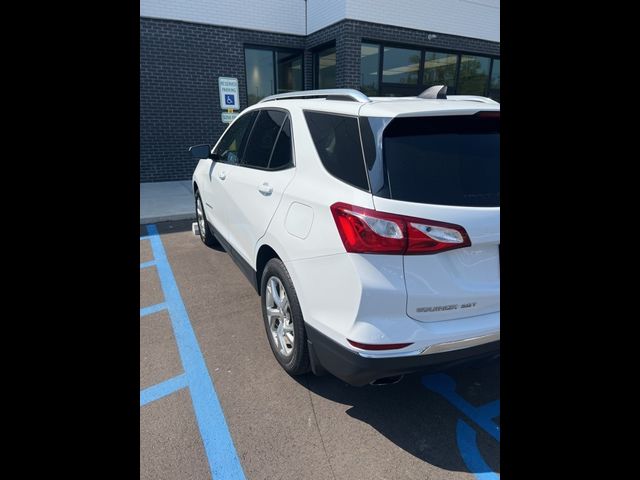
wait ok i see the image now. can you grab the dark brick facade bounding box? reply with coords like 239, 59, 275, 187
140, 17, 499, 182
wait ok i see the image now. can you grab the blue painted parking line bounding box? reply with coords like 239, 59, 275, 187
140, 373, 188, 407
422, 373, 500, 479
142, 224, 246, 480
140, 302, 168, 317
140, 235, 152, 241
457, 420, 499, 480
140, 260, 157, 269
422, 374, 499, 441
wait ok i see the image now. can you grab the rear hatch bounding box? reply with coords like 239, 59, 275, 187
363, 112, 500, 322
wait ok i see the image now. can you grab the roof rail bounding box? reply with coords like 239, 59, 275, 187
258, 89, 371, 103
447, 95, 499, 105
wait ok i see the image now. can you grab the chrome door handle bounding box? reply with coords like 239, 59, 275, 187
258, 183, 273, 195
218, 171, 226, 180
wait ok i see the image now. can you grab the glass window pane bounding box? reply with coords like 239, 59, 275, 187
457, 55, 491, 95
245, 49, 275, 106
276, 51, 302, 94
304, 111, 369, 190
243, 110, 286, 169
360, 43, 380, 96
382, 47, 420, 85
424, 51, 458, 90
269, 117, 292, 169
214, 111, 258, 165
316, 47, 336, 89
383, 115, 500, 207
489, 59, 500, 102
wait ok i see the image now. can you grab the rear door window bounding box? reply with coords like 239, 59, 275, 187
268, 116, 293, 169
381, 114, 499, 207
304, 111, 369, 190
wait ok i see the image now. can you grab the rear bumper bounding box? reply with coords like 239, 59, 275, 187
306, 324, 500, 386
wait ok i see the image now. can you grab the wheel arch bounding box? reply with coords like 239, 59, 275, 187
255, 244, 281, 296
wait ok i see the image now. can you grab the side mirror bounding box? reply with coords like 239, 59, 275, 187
189, 144, 213, 160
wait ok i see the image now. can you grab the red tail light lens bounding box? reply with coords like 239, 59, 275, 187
330, 202, 471, 255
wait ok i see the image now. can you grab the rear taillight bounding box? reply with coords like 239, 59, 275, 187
330, 202, 471, 255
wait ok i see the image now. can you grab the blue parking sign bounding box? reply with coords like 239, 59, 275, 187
224, 94, 235, 105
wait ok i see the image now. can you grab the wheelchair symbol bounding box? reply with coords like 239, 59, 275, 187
422, 373, 500, 480
224, 94, 235, 105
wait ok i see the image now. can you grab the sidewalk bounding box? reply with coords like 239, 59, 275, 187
140, 180, 195, 224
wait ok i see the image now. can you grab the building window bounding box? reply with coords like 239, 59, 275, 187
360, 43, 380, 96
245, 47, 303, 105
457, 55, 491, 96
382, 46, 420, 85
489, 59, 500, 102
423, 51, 459, 92
314, 46, 336, 89
359, 41, 499, 99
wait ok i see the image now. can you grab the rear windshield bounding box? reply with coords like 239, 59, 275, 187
379, 114, 499, 207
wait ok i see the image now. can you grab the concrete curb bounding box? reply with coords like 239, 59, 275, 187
140, 212, 196, 225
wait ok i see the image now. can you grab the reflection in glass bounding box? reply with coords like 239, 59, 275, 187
246, 49, 274, 106
457, 55, 491, 95
424, 51, 458, 91
360, 43, 380, 96
489, 59, 500, 102
277, 51, 302, 94
382, 47, 420, 84
316, 47, 336, 88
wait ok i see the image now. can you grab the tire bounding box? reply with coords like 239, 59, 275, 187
195, 191, 216, 247
260, 258, 310, 375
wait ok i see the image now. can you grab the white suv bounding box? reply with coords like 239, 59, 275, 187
190, 87, 499, 386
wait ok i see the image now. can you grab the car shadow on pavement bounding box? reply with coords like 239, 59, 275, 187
299, 356, 500, 475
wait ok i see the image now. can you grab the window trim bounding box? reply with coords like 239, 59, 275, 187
243, 44, 305, 106
230, 107, 296, 172
302, 109, 371, 193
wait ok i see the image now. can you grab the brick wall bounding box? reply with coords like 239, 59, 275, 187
140, 18, 304, 182
140, 17, 499, 182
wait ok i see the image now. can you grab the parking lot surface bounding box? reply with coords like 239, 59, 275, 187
140, 220, 500, 480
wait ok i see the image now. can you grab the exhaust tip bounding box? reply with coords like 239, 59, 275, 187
369, 374, 404, 386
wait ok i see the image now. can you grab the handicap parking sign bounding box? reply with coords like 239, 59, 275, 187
224, 94, 235, 106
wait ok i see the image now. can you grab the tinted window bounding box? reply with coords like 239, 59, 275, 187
489, 59, 500, 102
245, 48, 304, 105
382, 115, 499, 207
315, 46, 336, 89
382, 47, 420, 84
245, 49, 274, 105
424, 51, 459, 92
276, 51, 303, 93
215, 111, 257, 165
243, 110, 286, 168
269, 117, 292, 169
360, 43, 380, 96
304, 111, 369, 190
458, 55, 491, 95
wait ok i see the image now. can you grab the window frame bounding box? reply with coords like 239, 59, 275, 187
231, 107, 296, 172
243, 44, 305, 106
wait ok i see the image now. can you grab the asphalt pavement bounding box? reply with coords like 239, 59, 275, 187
140, 219, 500, 480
